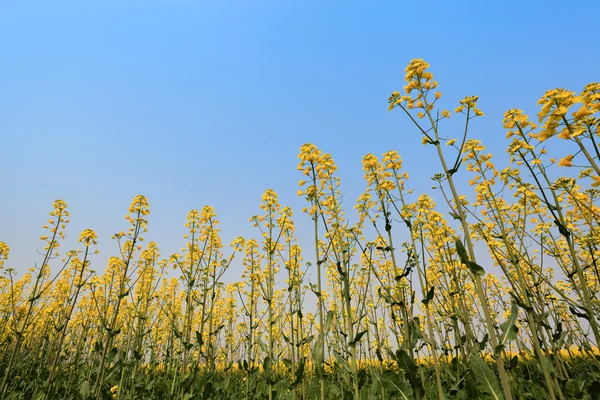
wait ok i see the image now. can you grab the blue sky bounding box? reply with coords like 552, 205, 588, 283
1, 0, 599, 281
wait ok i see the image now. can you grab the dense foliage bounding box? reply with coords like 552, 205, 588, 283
1, 59, 600, 399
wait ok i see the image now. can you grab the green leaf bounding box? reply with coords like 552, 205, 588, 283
449, 211, 462, 220
554, 219, 571, 238
394, 349, 423, 396
202, 382, 214, 400
479, 333, 489, 351
467, 260, 486, 276
291, 359, 305, 387
173, 327, 182, 339
300, 334, 314, 346
380, 370, 413, 400
554, 331, 568, 348
421, 287, 435, 305
377, 287, 404, 307
493, 344, 505, 357
511, 293, 533, 312
78, 380, 90, 398
569, 306, 590, 321
499, 301, 519, 346
263, 356, 272, 372
375, 347, 383, 363
312, 334, 324, 367
508, 355, 518, 370
470, 357, 503, 400
455, 238, 485, 276
107, 347, 118, 363
349, 330, 367, 347
539, 354, 554, 373
258, 338, 267, 354
565, 379, 583, 399
325, 310, 335, 334
332, 350, 351, 373
455, 237, 469, 263
196, 330, 204, 346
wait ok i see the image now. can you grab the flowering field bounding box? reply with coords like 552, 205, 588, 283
1, 59, 599, 399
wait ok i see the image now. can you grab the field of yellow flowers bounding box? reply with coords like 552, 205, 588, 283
1, 59, 599, 399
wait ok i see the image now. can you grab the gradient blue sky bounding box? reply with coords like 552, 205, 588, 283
2, 1, 599, 280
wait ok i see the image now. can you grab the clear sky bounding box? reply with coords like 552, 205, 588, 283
2, 0, 599, 281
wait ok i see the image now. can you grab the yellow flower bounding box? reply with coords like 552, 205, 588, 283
558, 154, 574, 167
50, 199, 69, 217
404, 59, 432, 85
446, 138, 457, 146
572, 105, 592, 119
78, 229, 98, 246
537, 88, 580, 141
456, 96, 483, 116
582, 82, 600, 112
557, 129, 571, 139
0, 241, 9, 269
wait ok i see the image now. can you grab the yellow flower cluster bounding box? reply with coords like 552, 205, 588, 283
455, 95, 484, 116
537, 88, 583, 141
3, 60, 600, 400
78, 228, 98, 247
0, 241, 9, 270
